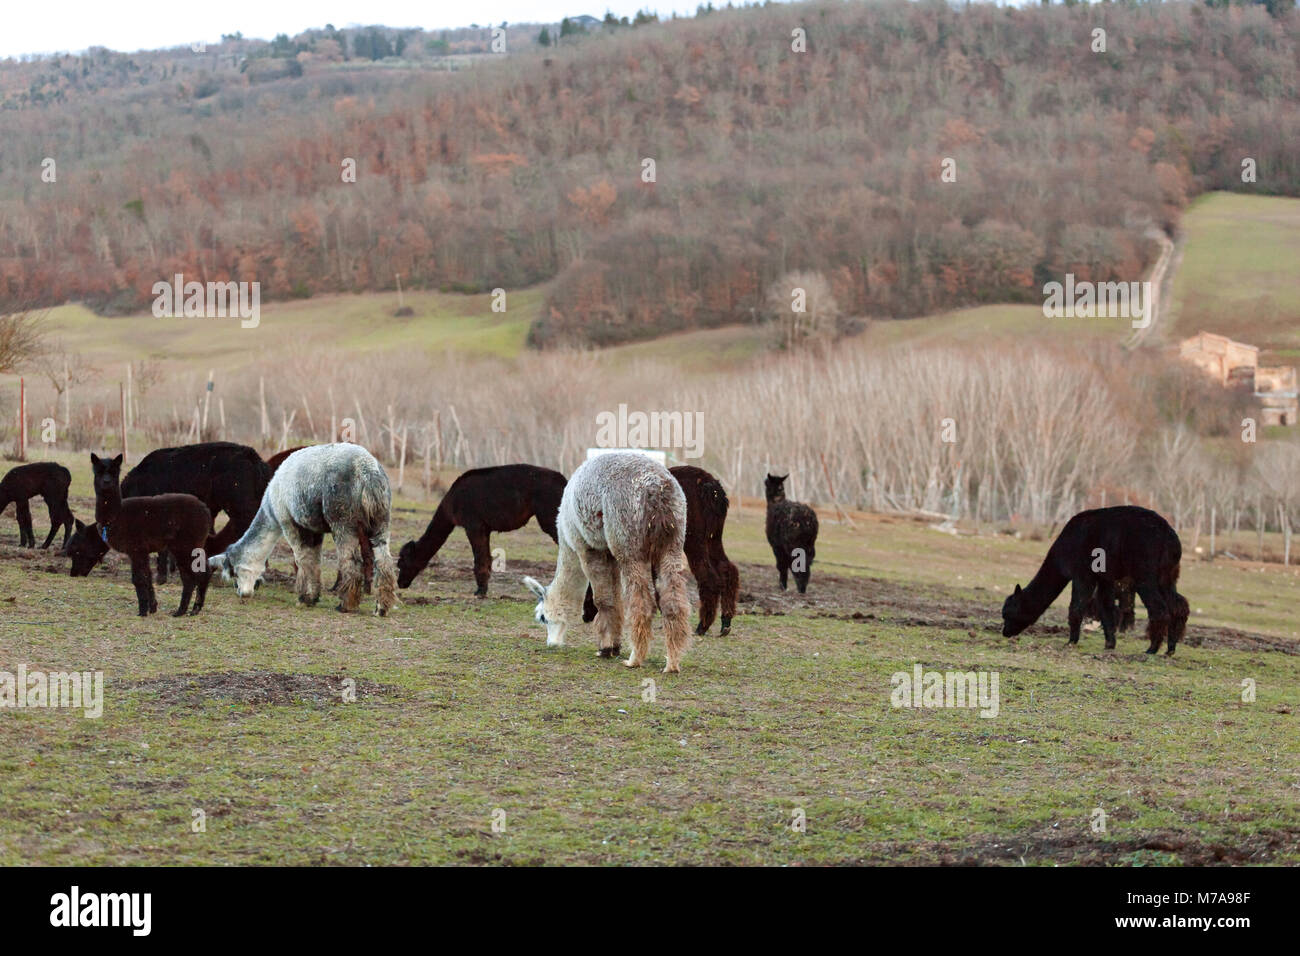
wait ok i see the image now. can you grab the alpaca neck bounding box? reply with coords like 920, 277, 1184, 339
552, 543, 590, 621
224, 506, 281, 573
96, 486, 121, 526
409, 500, 456, 567
1020, 561, 1070, 619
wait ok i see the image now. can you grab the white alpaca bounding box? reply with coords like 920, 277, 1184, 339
209, 443, 398, 615
524, 452, 693, 672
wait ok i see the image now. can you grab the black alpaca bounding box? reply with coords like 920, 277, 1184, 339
580, 464, 741, 636
397, 464, 569, 596
69, 453, 213, 616
1001, 505, 1189, 656
765, 473, 819, 593
0, 462, 75, 549
121, 441, 271, 583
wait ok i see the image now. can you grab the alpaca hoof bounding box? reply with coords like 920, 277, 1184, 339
1104, 642, 1116, 650
662, 664, 680, 674
1165, 648, 1176, 657
171, 609, 186, 618
597, 646, 620, 658
623, 659, 641, 668
695, 622, 708, 637
719, 625, 731, 637
1145, 647, 1159, 655
474, 588, 488, 598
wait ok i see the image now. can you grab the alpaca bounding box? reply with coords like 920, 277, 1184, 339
765, 473, 819, 593
523, 452, 693, 673
1001, 506, 1188, 655
581, 464, 740, 636
0, 462, 75, 549
267, 445, 373, 594
208, 443, 397, 615
398, 464, 568, 596
1085, 583, 1136, 633
71, 454, 212, 616
121, 441, 271, 584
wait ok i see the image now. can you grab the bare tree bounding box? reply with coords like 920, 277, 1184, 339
0, 311, 47, 374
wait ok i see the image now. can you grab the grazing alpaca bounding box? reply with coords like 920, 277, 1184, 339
121, 441, 271, 583
523, 452, 693, 673
1001, 506, 1188, 655
765, 473, 819, 593
0, 462, 75, 549
209, 443, 397, 615
71, 454, 212, 616
582, 465, 740, 636
398, 464, 567, 596
267, 445, 373, 594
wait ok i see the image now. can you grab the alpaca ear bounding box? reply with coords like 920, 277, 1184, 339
1014, 584, 1022, 594
523, 576, 546, 600
778, 473, 789, 482
89, 453, 101, 469
111, 454, 123, 468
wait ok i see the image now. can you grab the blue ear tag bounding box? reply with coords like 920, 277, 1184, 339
99, 525, 109, 545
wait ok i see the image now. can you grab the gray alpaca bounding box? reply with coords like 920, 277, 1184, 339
524, 452, 694, 673
209, 443, 398, 615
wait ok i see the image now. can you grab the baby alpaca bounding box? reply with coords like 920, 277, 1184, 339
764, 473, 819, 593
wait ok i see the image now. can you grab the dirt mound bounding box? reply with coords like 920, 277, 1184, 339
898, 827, 1296, 865
118, 671, 395, 707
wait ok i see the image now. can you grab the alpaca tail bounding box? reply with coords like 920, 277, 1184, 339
642, 475, 685, 564
357, 461, 392, 537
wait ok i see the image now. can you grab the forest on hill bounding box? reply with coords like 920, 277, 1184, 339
1, 1, 1297, 346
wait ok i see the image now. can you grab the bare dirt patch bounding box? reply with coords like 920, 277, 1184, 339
891, 827, 1297, 865
117, 671, 396, 708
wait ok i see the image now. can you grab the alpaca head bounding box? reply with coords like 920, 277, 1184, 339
1000, 584, 1035, 637
396, 541, 422, 589
523, 575, 568, 647
764, 473, 789, 502
90, 453, 123, 497
208, 551, 258, 598
66, 519, 109, 577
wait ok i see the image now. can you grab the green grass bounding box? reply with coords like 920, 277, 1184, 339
0, 462, 1296, 865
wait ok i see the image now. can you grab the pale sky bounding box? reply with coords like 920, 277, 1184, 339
2, 0, 728, 58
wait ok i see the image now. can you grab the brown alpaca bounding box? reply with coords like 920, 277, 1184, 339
0, 462, 75, 549
69, 454, 212, 616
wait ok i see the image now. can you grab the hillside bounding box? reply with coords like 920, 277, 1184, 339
2, 2, 1297, 347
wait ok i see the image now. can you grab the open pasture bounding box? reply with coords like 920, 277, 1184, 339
0, 458, 1296, 866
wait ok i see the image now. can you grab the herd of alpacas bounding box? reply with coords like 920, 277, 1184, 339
0, 442, 1191, 671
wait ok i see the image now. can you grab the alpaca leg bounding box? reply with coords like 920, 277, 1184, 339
360, 528, 374, 595
283, 523, 323, 606
1118, 587, 1136, 632
333, 527, 364, 613
368, 530, 398, 617
582, 549, 622, 658
719, 559, 739, 636
1166, 589, 1188, 656
657, 553, 694, 674
691, 550, 721, 637
39, 496, 61, 549
191, 564, 211, 615
1136, 582, 1170, 655
155, 552, 169, 585
128, 554, 153, 617
15, 499, 33, 548
1067, 579, 1092, 645
794, 544, 814, 594
622, 560, 655, 669
171, 550, 196, 617
467, 526, 492, 597
773, 546, 789, 590
1094, 580, 1120, 650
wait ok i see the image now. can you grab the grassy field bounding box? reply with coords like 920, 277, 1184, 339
0, 451, 1296, 865
1166, 192, 1300, 358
